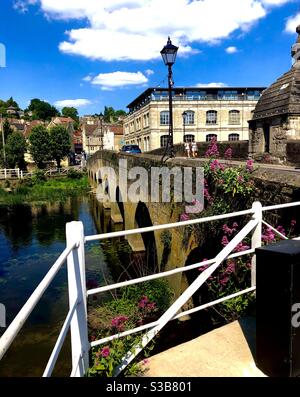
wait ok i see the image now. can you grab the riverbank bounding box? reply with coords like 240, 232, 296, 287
0, 174, 90, 204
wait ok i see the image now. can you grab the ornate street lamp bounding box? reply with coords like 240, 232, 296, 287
160, 37, 179, 161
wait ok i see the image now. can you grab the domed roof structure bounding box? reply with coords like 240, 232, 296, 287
252, 25, 300, 121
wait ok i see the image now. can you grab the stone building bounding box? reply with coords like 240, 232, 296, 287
249, 25, 300, 163
124, 86, 265, 152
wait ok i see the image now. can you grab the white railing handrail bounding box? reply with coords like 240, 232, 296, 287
1, 200, 300, 377
0, 243, 76, 361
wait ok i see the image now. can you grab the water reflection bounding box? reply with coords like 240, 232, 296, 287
0, 195, 116, 377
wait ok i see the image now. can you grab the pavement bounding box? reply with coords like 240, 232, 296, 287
141, 318, 267, 377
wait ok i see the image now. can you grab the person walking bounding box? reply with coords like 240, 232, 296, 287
184, 141, 191, 158
191, 140, 198, 158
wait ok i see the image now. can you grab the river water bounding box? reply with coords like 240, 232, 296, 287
0, 195, 127, 377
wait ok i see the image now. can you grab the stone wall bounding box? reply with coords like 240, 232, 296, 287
149, 140, 249, 160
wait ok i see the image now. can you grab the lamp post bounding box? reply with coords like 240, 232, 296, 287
0, 114, 6, 167
160, 37, 179, 161
182, 111, 187, 143
99, 113, 104, 150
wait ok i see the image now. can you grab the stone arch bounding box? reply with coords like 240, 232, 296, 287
134, 201, 158, 273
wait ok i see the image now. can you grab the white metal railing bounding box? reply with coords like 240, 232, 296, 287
0, 168, 69, 180
0, 200, 299, 377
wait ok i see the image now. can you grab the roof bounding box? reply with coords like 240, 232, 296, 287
51, 116, 74, 124
106, 124, 123, 135
252, 25, 300, 121
127, 86, 266, 111
24, 120, 44, 138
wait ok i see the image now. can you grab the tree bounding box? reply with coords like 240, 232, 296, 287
28, 125, 51, 168
103, 106, 127, 123
6, 97, 19, 109
49, 125, 71, 168
27, 99, 59, 121
2, 119, 13, 141
62, 107, 79, 121
5, 132, 26, 169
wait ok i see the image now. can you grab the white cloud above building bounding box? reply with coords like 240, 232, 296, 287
16, 0, 296, 61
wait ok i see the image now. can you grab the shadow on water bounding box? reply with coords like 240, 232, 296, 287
0, 195, 127, 377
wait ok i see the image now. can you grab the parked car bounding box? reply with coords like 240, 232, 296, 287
120, 145, 142, 154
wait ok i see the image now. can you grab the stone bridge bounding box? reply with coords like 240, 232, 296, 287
87, 150, 300, 301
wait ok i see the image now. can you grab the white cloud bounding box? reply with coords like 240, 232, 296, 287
196, 82, 228, 88
145, 69, 154, 76
90, 71, 148, 89
54, 99, 92, 108
261, 0, 291, 6
226, 46, 238, 54
18, 0, 295, 61
82, 75, 93, 82
285, 13, 300, 34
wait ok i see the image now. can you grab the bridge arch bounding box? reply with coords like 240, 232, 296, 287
134, 201, 158, 274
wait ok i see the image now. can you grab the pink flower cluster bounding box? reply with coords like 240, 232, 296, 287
111, 315, 129, 331
138, 296, 156, 311
224, 147, 233, 159
204, 179, 213, 205
180, 213, 190, 222
96, 347, 110, 358
246, 160, 254, 172
222, 222, 238, 236
210, 159, 224, 172
262, 227, 276, 243
205, 137, 219, 158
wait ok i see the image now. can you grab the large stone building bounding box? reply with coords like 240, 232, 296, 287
249, 25, 300, 163
124, 86, 265, 152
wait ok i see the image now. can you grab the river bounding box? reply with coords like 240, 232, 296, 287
0, 195, 128, 377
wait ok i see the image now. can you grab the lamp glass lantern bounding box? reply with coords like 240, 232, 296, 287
160, 37, 179, 66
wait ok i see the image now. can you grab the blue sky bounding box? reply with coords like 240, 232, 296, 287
0, 0, 299, 115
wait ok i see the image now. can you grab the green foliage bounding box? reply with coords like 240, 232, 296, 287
49, 125, 71, 168
28, 125, 51, 168
67, 168, 83, 179
31, 169, 47, 184
88, 279, 173, 377
2, 119, 13, 141
61, 106, 79, 121
103, 106, 127, 123
0, 176, 89, 204
5, 131, 26, 169
27, 98, 59, 121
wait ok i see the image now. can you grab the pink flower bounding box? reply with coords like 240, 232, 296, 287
222, 223, 238, 236
220, 276, 229, 286
224, 147, 232, 159
226, 261, 235, 274
101, 347, 110, 358
205, 137, 219, 158
221, 236, 229, 246
111, 315, 129, 331
277, 226, 286, 236
180, 213, 190, 222
234, 242, 250, 253
262, 227, 276, 243
143, 359, 149, 365
291, 219, 297, 228
246, 160, 254, 172
237, 175, 244, 183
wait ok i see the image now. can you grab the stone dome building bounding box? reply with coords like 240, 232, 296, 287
249, 25, 300, 163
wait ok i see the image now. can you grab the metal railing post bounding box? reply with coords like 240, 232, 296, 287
17, 168, 20, 179
66, 221, 89, 377
251, 201, 262, 287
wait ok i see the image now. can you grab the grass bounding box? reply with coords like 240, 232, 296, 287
0, 176, 90, 204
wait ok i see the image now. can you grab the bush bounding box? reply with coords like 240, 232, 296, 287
88, 279, 173, 377
67, 168, 83, 179
31, 169, 46, 184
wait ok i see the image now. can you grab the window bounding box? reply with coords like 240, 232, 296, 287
229, 110, 240, 125
206, 110, 217, 124
184, 134, 195, 143
183, 111, 195, 125
206, 134, 217, 142
160, 111, 170, 125
228, 133, 240, 141
218, 90, 238, 100
160, 135, 169, 147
